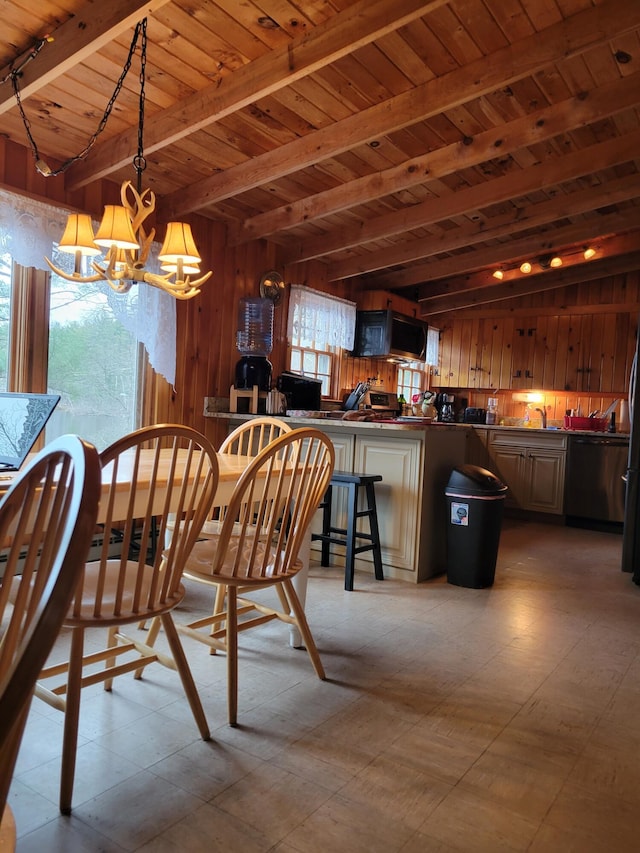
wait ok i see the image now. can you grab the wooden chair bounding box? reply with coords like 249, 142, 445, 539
176, 427, 335, 726
0, 435, 101, 843
35, 424, 219, 814
218, 416, 292, 457
203, 417, 292, 617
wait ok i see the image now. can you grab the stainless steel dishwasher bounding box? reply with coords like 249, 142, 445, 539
565, 434, 629, 524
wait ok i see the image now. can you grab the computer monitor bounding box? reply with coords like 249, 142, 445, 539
0, 392, 61, 471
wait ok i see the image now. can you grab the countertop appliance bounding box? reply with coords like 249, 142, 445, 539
343, 385, 398, 415
435, 393, 455, 422
565, 434, 629, 526
276, 372, 322, 411
463, 407, 486, 424
351, 310, 427, 362
361, 389, 398, 415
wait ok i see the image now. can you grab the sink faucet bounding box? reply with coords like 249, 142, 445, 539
534, 407, 547, 429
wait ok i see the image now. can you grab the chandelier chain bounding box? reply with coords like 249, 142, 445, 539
133, 19, 148, 192
11, 19, 146, 177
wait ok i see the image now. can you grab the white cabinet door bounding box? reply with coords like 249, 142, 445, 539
354, 435, 422, 572
310, 430, 355, 543
323, 429, 355, 473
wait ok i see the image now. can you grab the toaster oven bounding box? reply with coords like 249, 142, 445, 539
276, 372, 322, 411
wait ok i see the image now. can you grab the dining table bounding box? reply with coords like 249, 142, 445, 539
0, 448, 311, 647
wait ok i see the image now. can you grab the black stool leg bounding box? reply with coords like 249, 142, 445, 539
319, 484, 332, 566
344, 482, 358, 591
366, 481, 384, 581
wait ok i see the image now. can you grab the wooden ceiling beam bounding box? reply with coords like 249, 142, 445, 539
421, 232, 640, 298
165, 0, 640, 218
317, 129, 640, 275
0, 0, 172, 115
327, 174, 640, 284
65, 0, 446, 189
378, 211, 636, 292
418, 250, 640, 316
237, 71, 640, 243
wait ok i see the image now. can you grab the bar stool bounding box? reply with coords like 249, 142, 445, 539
312, 471, 384, 591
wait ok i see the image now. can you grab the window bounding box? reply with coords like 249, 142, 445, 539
397, 365, 426, 404
0, 188, 178, 451
287, 285, 356, 397
47, 264, 140, 450
0, 251, 141, 451
0, 245, 10, 391
290, 344, 333, 396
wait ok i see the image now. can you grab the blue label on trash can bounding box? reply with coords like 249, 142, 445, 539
450, 502, 469, 525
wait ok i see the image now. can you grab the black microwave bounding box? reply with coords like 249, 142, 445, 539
351, 310, 427, 362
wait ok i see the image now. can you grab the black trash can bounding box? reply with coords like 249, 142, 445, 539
445, 464, 507, 588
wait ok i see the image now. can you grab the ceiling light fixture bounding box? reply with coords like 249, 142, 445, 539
520, 261, 532, 274
492, 269, 504, 280
13, 20, 211, 300
583, 247, 596, 260
549, 256, 562, 268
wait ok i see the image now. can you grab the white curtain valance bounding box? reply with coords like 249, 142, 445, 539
287, 284, 356, 350
0, 188, 176, 385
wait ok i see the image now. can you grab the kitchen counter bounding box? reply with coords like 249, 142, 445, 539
204, 407, 628, 579
204, 407, 628, 438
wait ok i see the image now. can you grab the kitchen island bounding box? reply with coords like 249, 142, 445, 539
206, 409, 468, 582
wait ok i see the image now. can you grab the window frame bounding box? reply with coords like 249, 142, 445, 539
397, 365, 427, 405
289, 341, 337, 399
1, 260, 145, 451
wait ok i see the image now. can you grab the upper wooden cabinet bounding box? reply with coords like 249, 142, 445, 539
433, 311, 636, 394
356, 289, 423, 319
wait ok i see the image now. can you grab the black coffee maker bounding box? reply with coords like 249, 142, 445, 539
434, 393, 455, 422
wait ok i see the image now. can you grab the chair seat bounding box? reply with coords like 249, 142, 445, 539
185, 537, 301, 584
63, 561, 186, 625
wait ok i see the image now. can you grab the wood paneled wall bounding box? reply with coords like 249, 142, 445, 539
430, 272, 640, 425
3, 136, 639, 441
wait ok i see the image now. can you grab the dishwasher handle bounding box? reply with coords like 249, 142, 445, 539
571, 437, 629, 446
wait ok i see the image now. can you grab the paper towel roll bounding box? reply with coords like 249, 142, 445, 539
619, 399, 630, 433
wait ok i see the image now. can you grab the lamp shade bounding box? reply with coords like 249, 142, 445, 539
158, 222, 201, 264
57, 214, 100, 256
161, 261, 201, 275
94, 205, 139, 250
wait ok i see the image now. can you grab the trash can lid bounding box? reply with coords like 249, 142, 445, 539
445, 464, 507, 496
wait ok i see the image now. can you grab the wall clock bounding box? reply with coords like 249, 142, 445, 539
259, 270, 285, 305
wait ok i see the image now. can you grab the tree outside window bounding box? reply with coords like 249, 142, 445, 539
47, 269, 140, 449
0, 237, 140, 451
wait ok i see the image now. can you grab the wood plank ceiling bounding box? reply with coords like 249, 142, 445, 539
1, 0, 639, 318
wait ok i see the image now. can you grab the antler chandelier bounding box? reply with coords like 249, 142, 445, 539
12, 19, 210, 300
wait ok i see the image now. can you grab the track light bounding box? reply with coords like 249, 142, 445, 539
520, 261, 532, 274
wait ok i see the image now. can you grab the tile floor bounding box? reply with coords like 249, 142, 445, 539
8, 518, 640, 852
